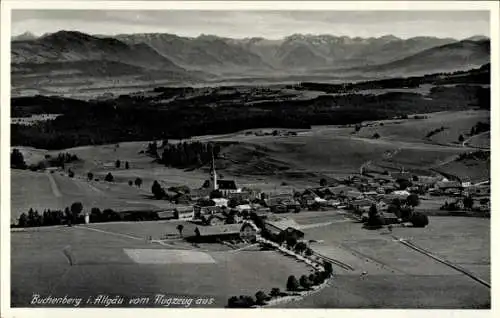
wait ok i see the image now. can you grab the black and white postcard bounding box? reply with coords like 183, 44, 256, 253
1, 1, 497, 317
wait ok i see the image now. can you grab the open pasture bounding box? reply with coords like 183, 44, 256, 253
11, 224, 310, 307
293, 215, 490, 308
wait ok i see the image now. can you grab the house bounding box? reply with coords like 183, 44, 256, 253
351, 198, 375, 212
188, 224, 243, 243
392, 172, 412, 182
193, 205, 221, 220
265, 219, 304, 241
346, 191, 364, 200
211, 198, 229, 207
187, 223, 257, 243
327, 185, 358, 197
191, 188, 211, 200
174, 205, 194, 220
382, 212, 399, 224
391, 190, 411, 198
435, 181, 463, 192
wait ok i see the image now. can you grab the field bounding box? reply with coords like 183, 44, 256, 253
11, 224, 311, 307
276, 215, 490, 308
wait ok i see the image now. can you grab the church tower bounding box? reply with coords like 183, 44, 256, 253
210, 149, 218, 190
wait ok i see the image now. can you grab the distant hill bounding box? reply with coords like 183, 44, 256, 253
11, 30, 491, 85
113, 33, 460, 73
348, 39, 491, 77
11, 30, 199, 80
12, 31, 37, 42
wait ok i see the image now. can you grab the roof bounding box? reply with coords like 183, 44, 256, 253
174, 205, 193, 213
352, 199, 374, 206
217, 180, 237, 190
382, 212, 399, 219
265, 219, 301, 231
436, 181, 462, 189
346, 191, 363, 198
327, 185, 357, 194
194, 224, 242, 237
191, 188, 211, 197
393, 172, 412, 180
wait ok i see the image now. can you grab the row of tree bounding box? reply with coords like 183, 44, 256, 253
227, 262, 333, 307
15, 202, 84, 227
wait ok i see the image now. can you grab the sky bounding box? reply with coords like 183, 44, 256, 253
11, 10, 490, 40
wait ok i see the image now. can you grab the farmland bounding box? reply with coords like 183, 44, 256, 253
277, 215, 490, 308
11, 224, 310, 307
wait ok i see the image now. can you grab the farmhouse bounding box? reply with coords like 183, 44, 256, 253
187, 223, 257, 243
265, 219, 304, 241
174, 206, 194, 220
435, 181, 463, 195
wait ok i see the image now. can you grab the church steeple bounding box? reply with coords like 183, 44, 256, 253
210, 148, 218, 190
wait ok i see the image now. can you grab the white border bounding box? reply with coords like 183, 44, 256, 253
1, 2, 498, 318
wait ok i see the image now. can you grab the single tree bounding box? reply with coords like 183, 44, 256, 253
125, 161, 130, 169
115, 159, 121, 168
294, 241, 308, 254
176, 224, 184, 237
70, 202, 83, 223
64, 207, 72, 226
372, 132, 381, 139
406, 194, 420, 208
319, 178, 328, 187
152, 180, 164, 199
134, 177, 143, 188
305, 247, 313, 257
270, 288, 281, 298
463, 196, 474, 210
255, 291, 268, 306
104, 172, 114, 182
299, 275, 311, 290
68, 169, 75, 178
286, 275, 299, 291
227, 296, 239, 308
410, 212, 429, 228
323, 261, 333, 276
128, 180, 133, 186
458, 134, 465, 143
18, 212, 28, 227
11, 149, 27, 169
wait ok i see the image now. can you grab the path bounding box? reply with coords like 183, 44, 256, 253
74, 225, 144, 241
45, 171, 62, 198
462, 131, 490, 149
392, 235, 490, 288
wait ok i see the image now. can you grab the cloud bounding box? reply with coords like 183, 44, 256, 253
11, 10, 490, 39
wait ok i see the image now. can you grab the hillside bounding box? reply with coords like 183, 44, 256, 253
11, 31, 490, 92
113, 33, 459, 72
115, 33, 273, 74
339, 39, 490, 77
11, 31, 200, 84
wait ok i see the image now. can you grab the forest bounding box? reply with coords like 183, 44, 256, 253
11, 65, 490, 150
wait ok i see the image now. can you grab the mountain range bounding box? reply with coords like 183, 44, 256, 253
11, 30, 491, 84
